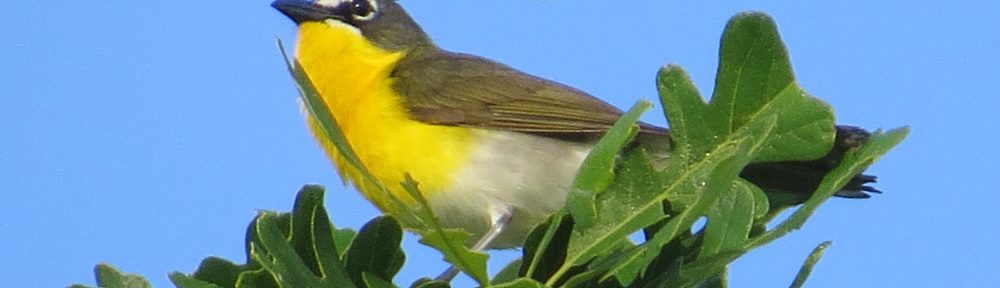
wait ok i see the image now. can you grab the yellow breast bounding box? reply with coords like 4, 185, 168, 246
295, 22, 476, 214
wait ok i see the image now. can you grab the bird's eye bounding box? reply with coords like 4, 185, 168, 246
350, 0, 377, 21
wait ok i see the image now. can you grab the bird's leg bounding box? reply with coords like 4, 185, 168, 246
434, 205, 515, 282
473, 205, 515, 250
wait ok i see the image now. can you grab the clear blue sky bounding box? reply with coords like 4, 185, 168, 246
2, 1, 996, 287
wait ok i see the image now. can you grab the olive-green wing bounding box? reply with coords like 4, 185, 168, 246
391, 51, 668, 135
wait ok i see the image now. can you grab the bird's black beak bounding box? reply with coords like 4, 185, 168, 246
272, 0, 340, 24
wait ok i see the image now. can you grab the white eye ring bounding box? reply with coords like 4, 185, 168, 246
350, 0, 378, 22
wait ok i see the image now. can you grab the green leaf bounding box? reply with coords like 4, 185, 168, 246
586, 242, 644, 285
592, 11, 864, 286
655, 64, 714, 160
188, 257, 244, 287
663, 250, 743, 288
168, 272, 223, 288
659, 13, 835, 166
311, 200, 356, 286
409, 278, 450, 288
710, 12, 835, 163
790, 241, 833, 288
244, 211, 291, 270
644, 124, 773, 286
520, 214, 574, 282
252, 213, 331, 287
289, 185, 329, 276
492, 259, 523, 285
400, 175, 490, 286
559, 270, 617, 288
700, 180, 758, 258
694, 270, 728, 288
555, 150, 670, 284
223, 214, 283, 288
624, 12, 858, 287
747, 180, 770, 220
346, 216, 406, 287
416, 229, 489, 285
746, 127, 909, 249
233, 266, 278, 288
550, 119, 769, 286
334, 228, 359, 259
246, 186, 395, 288
601, 116, 776, 286
566, 100, 649, 229
73, 264, 152, 288
491, 278, 547, 288
363, 272, 399, 288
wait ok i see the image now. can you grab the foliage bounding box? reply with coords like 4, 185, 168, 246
72, 12, 908, 288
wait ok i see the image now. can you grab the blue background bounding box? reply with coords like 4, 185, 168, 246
2, 1, 997, 287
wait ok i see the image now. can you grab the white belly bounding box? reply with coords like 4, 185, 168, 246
428, 129, 593, 248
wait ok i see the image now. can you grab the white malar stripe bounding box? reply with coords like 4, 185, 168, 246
323, 18, 361, 35
314, 0, 350, 9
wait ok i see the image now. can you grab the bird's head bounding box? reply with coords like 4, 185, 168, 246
272, 0, 432, 52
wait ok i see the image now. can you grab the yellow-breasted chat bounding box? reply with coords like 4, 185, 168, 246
271, 0, 877, 252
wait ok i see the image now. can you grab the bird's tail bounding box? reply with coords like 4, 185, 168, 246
740, 126, 878, 199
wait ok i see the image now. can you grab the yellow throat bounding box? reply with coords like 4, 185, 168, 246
295, 21, 477, 214
293, 21, 593, 248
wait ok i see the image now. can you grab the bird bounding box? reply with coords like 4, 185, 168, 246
270, 0, 877, 252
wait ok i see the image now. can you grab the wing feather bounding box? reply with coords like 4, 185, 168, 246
392, 51, 667, 134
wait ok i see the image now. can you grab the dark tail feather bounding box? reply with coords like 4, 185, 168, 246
740, 126, 877, 199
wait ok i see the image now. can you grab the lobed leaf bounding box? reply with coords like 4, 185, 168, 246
566, 101, 650, 229
709, 12, 835, 163
345, 216, 406, 287
69, 264, 152, 288
168, 273, 222, 288
520, 214, 574, 282
401, 175, 490, 286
